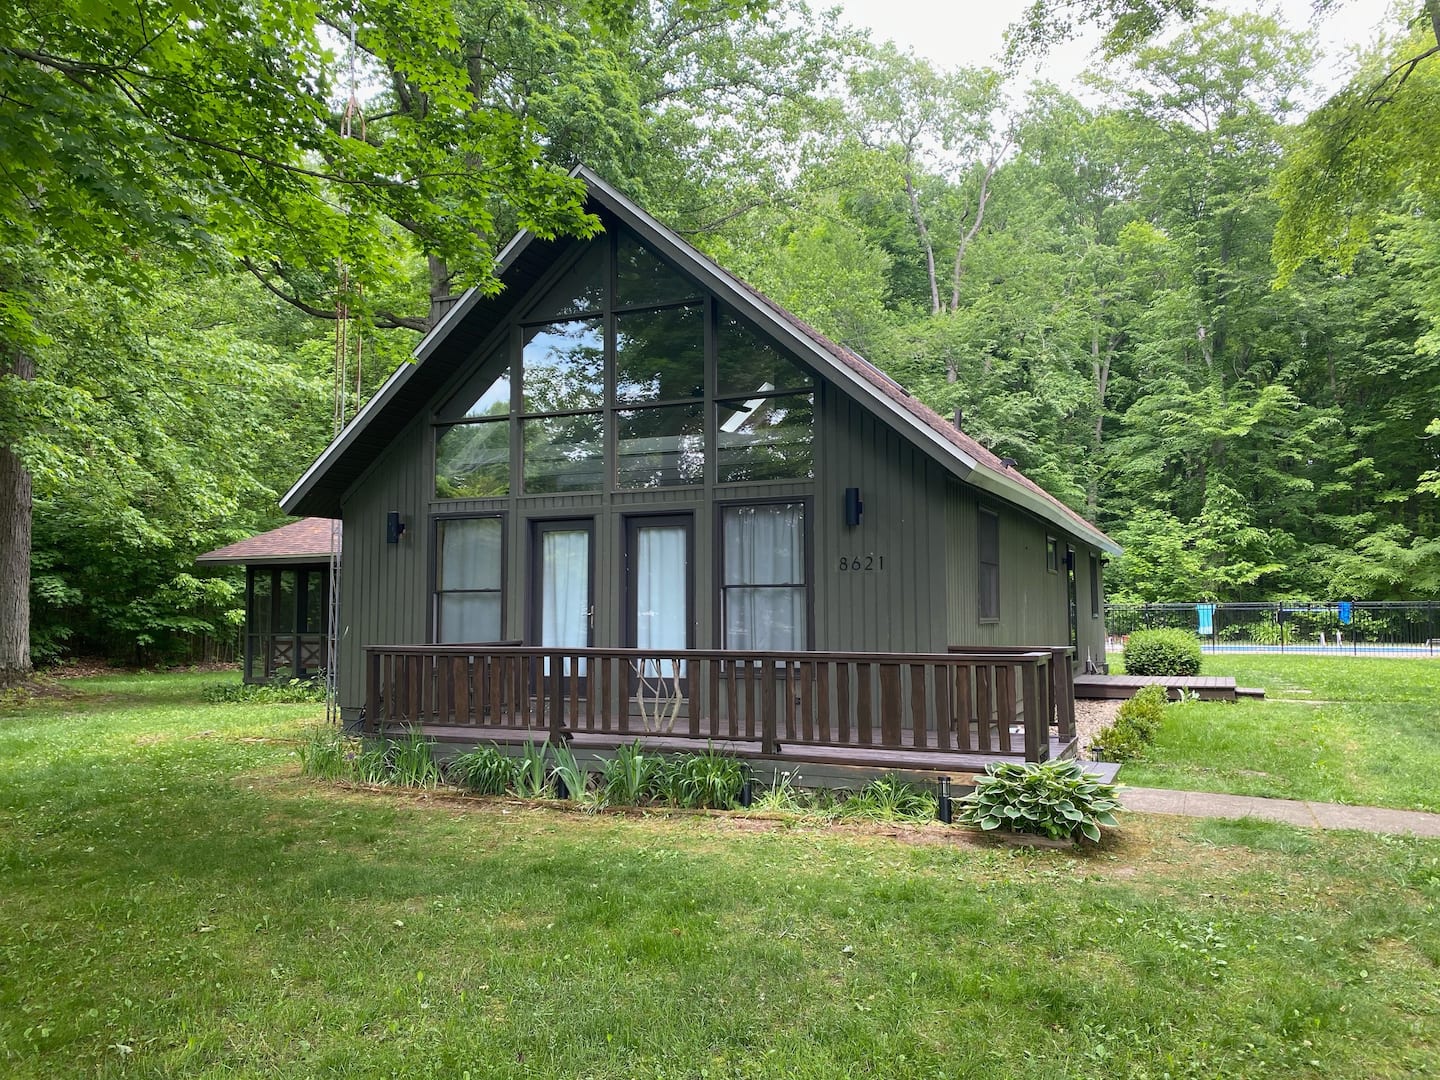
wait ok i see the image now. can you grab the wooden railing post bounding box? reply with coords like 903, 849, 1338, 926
365, 649, 382, 733
1052, 647, 1075, 742
1021, 654, 1047, 763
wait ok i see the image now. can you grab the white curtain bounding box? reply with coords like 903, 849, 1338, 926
636, 525, 687, 677
542, 529, 589, 674
439, 594, 501, 643
723, 504, 805, 651
438, 518, 501, 591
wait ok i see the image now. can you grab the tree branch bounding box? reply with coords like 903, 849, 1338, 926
241, 259, 427, 331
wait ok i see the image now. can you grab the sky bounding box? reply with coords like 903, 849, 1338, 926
832, 0, 1398, 100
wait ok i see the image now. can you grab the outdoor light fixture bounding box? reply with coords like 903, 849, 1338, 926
937, 776, 953, 824
385, 511, 406, 544
844, 487, 864, 527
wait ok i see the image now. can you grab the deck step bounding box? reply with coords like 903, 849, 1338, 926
1074, 674, 1239, 702
1235, 686, 1266, 699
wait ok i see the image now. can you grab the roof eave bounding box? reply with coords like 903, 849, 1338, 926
279, 225, 544, 518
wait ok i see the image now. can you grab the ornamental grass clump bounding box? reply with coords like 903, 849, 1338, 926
1090, 684, 1169, 763
445, 744, 516, 795
1123, 629, 1203, 676
839, 774, 937, 822
658, 746, 747, 809
956, 758, 1121, 844
601, 741, 662, 805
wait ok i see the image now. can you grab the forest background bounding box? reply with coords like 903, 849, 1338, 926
3, 0, 1438, 671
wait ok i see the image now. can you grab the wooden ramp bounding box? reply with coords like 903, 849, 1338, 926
1073, 674, 1262, 702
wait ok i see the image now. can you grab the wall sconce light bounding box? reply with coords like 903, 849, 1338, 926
844, 487, 863, 527
386, 511, 406, 545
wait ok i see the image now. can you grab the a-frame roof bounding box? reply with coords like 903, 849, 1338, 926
282, 167, 1119, 555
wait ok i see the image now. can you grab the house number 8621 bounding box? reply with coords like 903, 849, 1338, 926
838, 554, 884, 572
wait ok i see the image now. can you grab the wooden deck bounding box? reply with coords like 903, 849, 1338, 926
1074, 674, 1264, 702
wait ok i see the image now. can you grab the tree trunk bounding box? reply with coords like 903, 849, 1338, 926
902, 162, 941, 317
0, 344, 33, 686
427, 255, 459, 331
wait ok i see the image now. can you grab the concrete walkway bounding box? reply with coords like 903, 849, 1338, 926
1121, 786, 1440, 839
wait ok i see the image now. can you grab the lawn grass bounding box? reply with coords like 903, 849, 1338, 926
1109, 655, 1440, 812
2, 674, 1440, 1077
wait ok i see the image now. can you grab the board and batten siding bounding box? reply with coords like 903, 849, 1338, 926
337, 417, 429, 713
811, 386, 949, 654
945, 479, 1108, 667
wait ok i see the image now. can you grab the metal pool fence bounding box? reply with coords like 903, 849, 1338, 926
1105, 601, 1440, 656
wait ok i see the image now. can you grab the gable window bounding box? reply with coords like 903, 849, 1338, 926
978, 509, 1000, 622
716, 310, 815, 483
434, 234, 821, 501
1090, 554, 1102, 619
720, 503, 807, 650
435, 516, 504, 643
435, 361, 511, 498
1046, 537, 1059, 574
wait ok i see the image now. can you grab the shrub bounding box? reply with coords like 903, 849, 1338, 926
601, 742, 661, 805
659, 747, 747, 809
840, 774, 937, 822
446, 744, 516, 795
549, 743, 592, 801
1091, 684, 1169, 762
1123, 629, 1202, 676
298, 724, 356, 780
956, 759, 1122, 843
201, 677, 327, 704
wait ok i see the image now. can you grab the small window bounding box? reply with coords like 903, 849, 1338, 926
614, 304, 705, 403
978, 509, 1000, 622
617, 403, 704, 488
1090, 554, 1102, 619
717, 309, 814, 397
436, 419, 510, 498
522, 412, 604, 493
521, 320, 605, 413
1046, 537, 1059, 574
616, 234, 700, 308
721, 503, 807, 650
716, 392, 814, 483
435, 517, 504, 643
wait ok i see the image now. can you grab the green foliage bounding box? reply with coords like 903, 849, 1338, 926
549, 743, 592, 802
657, 747, 748, 809
1091, 684, 1170, 763
839, 774, 937, 822
298, 725, 438, 788
1124, 630, 1203, 676
513, 741, 551, 799
446, 745, 517, 796
601, 741, 662, 805
201, 678, 326, 705
956, 759, 1122, 843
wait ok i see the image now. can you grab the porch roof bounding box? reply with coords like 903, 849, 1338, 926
197, 518, 339, 567
281, 167, 1119, 556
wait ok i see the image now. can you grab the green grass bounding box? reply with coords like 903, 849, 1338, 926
3, 673, 1440, 1077
1109, 655, 1440, 811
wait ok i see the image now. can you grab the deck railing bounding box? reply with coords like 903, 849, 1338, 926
364, 645, 1057, 762
948, 645, 1075, 743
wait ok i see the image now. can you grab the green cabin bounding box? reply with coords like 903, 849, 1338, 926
276, 169, 1119, 769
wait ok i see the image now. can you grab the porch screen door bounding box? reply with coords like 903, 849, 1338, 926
535, 521, 592, 674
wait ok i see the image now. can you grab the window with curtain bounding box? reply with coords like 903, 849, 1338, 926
721, 503, 807, 650
435, 517, 504, 643
978, 509, 1000, 622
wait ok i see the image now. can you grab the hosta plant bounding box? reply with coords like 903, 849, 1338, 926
956, 759, 1122, 844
